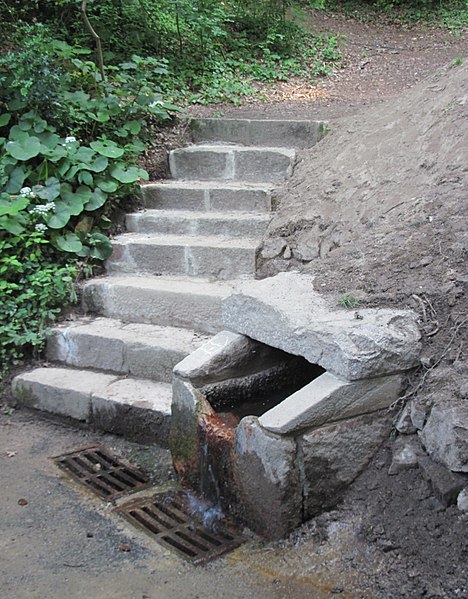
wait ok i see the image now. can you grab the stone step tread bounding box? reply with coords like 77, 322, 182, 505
84, 274, 235, 297
190, 117, 328, 149
142, 181, 275, 191
47, 317, 207, 383
49, 317, 206, 353
112, 232, 259, 249
82, 275, 233, 333
50, 316, 202, 346
129, 209, 271, 221
83, 274, 235, 299
12, 367, 172, 445
173, 144, 295, 155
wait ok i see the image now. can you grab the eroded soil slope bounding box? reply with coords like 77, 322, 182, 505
259, 58, 467, 382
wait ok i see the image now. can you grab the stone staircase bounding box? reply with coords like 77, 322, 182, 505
11, 118, 327, 446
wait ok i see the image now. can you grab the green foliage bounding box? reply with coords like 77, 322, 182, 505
0, 229, 77, 380
337, 294, 362, 309
0, 24, 179, 378
325, 0, 468, 29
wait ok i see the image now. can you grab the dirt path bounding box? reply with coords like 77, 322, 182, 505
187, 8, 466, 121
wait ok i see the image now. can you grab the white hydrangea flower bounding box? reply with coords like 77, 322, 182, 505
35, 223, 47, 233
20, 187, 32, 196
64, 136, 76, 144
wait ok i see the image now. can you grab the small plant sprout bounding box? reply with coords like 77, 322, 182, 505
338, 294, 362, 309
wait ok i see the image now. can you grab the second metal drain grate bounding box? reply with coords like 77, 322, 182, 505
117, 491, 244, 564
53, 445, 151, 500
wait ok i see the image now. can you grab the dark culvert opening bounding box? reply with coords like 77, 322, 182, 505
201, 350, 325, 427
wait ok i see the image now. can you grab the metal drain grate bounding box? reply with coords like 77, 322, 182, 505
53, 445, 151, 501
116, 491, 244, 565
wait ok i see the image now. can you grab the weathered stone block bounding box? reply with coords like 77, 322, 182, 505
223, 272, 421, 380
174, 330, 286, 386
90, 378, 172, 446
233, 416, 301, 539
169, 377, 204, 483
301, 412, 391, 517
11, 368, 118, 422
418, 454, 467, 506
420, 404, 468, 472
259, 371, 403, 434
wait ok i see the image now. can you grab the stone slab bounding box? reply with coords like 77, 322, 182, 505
107, 234, 257, 279
83, 275, 233, 333
90, 378, 172, 446
259, 371, 403, 434
169, 145, 295, 183
190, 118, 329, 149
301, 412, 391, 517
174, 330, 287, 386
11, 367, 117, 422
223, 272, 421, 380
126, 210, 270, 239
420, 404, 468, 473
418, 454, 467, 506
47, 317, 203, 382
234, 416, 301, 539
141, 181, 273, 213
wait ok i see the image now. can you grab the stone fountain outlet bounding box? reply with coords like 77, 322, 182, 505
170, 273, 422, 539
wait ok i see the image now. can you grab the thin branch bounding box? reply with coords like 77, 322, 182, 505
81, 1, 106, 83
390, 316, 468, 410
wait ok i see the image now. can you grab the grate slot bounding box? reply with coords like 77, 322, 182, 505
161, 535, 198, 558
92, 450, 122, 468
130, 509, 164, 535
193, 526, 224, 546
86, 477, 115, 496
174, 530, 210, 552
96, 472, 127, 492
152, 501, 186, 525
53, 445, 152, 500
141, 505, 175, 529
116, 491, 244, 565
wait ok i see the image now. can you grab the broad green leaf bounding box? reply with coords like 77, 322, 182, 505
0, 196, 29, 217
75, 147, 96, 164
86, 231, 113, 260
124, 120, 142, 135
78, 171, 93, 186
8, 126, 29, 142
41, 144, 67, 162
84, 188, 107, 211
54, 232, 83, 253
110, 164, 148, 184
33, 177, 61, 201
90, 140, 124, 159
60, 184, 92, 214
0, 113, 11, 127
6, 167, 28, 194
0, 215, 25, 234
96, 178, 118, 193
46, 204, 72, 229
39, 132, 61, 150
88, 155, 109, 173
6, 137, 41, 161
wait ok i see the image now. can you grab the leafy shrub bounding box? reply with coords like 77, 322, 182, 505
0, 229, 77, 380
0, 24, 179, 380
